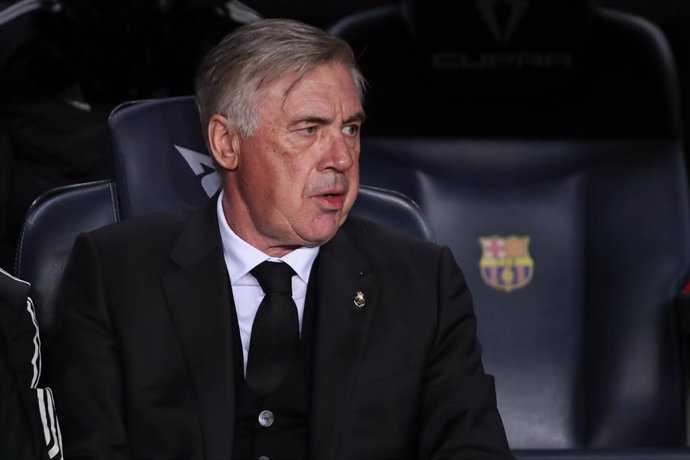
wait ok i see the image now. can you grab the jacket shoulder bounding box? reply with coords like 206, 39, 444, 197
87, 209, 190, 247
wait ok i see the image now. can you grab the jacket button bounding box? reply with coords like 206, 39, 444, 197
258, 410, 274, 427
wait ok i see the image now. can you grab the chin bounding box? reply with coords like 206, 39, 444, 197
301, 217, 346, 246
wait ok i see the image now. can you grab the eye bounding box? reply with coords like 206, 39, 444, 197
300, 126, 317, 135
342, 124, 360, 136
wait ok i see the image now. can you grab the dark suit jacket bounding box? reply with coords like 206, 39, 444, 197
51, 198, 512, 460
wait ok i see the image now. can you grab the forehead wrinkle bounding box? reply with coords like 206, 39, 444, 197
258, 64, 361, 127
280, 63, 359, 111
278, 66, 320, 112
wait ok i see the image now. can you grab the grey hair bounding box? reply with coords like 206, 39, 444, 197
195, 18, 366, 141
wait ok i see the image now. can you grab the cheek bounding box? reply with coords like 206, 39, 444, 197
267, 163, 312, 220
348, 161, 360, 194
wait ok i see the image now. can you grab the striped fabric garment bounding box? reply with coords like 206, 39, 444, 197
0, 267, 63, 460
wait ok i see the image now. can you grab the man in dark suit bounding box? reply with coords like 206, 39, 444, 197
51, 19, 513, 459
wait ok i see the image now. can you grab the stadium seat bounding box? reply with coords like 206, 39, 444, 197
356, 137, 690, 457
14, 180, 118, 340
330, 0, 690, 457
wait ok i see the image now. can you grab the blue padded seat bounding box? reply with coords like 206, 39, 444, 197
109, 97, 214, 219
332, 1, 690, 455
14, 181, 118, 338
357, 137, 690, 450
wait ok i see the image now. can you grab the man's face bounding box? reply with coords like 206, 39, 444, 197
223, 62, 364, 255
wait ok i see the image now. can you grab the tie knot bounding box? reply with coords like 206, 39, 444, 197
251, 261, 295, 295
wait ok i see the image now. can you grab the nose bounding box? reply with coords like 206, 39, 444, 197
320, 130, 355, 172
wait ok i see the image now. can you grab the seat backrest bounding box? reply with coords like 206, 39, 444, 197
109, 96, 214, 219
358, 136, 690, 449
14, 180, 118, 339
332, 0, 690, 451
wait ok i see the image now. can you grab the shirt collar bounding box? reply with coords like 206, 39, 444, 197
216, 193, 319, 284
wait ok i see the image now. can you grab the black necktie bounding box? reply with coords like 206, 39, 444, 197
246, 261, 299, 396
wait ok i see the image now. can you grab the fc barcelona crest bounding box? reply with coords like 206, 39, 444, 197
479, 235, 533, 292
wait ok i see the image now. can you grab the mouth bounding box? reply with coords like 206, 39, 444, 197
313, 189, 347, 210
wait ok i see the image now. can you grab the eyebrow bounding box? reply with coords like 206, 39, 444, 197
345, 111, 367, 124
294, 111, 366, 127
296, 116, 331, 126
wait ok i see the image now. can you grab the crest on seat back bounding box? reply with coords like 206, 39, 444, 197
479, 235, 533, 292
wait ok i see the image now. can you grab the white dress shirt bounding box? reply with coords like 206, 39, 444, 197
216, 194, 319, 374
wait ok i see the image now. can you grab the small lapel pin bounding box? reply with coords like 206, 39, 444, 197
353, 291, 366, 309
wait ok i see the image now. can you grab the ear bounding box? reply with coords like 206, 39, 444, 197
207, 114, 241, 170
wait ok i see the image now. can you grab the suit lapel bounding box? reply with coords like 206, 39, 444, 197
310, 224, 379, 459
161, 200, 235, 459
